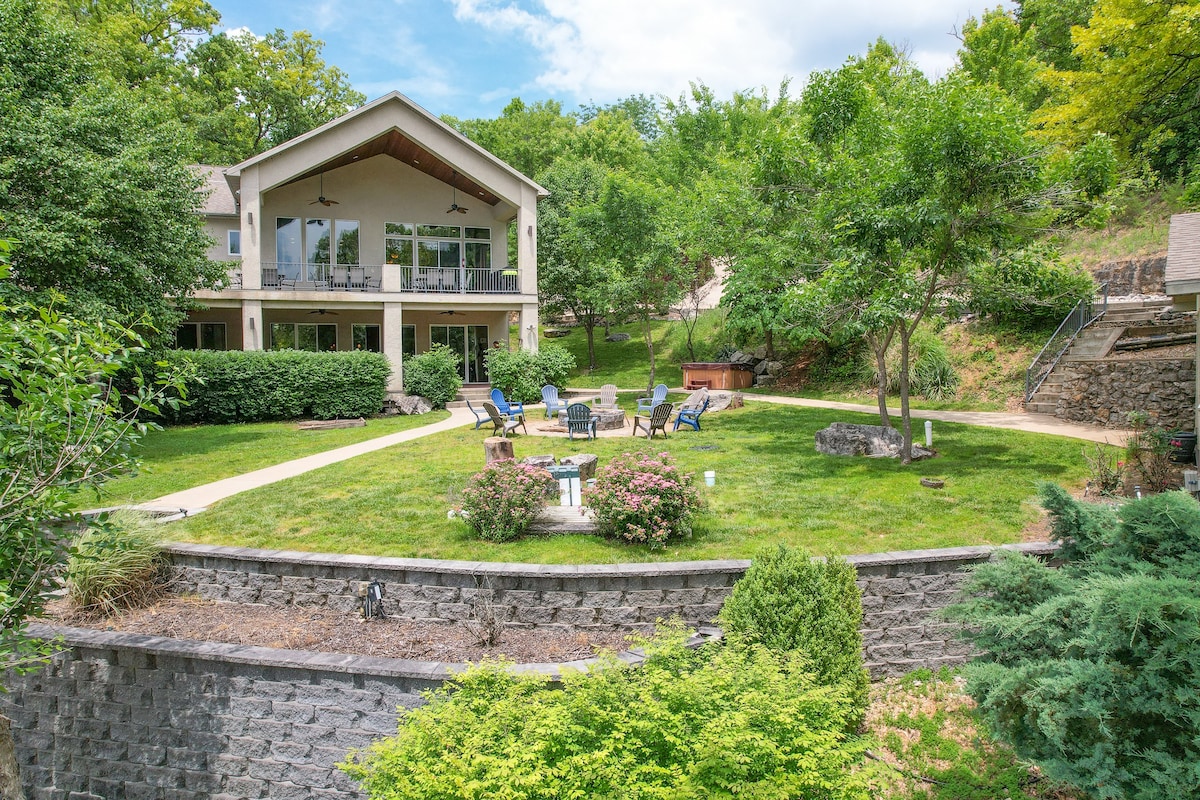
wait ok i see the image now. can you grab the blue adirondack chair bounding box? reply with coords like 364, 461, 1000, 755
673, 398, 710, 432
541, 385, 568, 418
465, 398, 490, 430
636, 383, 668, 414
489, 388, 525, 417
565, 403, 596, 440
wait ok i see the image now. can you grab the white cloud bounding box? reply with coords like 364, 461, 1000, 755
450, 0, 1006, 103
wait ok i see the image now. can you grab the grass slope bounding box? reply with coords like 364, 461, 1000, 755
165, 402, 1090, 563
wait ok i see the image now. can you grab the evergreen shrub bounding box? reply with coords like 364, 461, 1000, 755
458, 460, 555, 542
718, 544, 870, 723
584, 451, 703, 548
945, 484, 1200, 800
967, 245, 1094, 330
403, 343, 462, 408
341, 629, 870, 800
147, 349, 390, 423
485, 343, 575, 403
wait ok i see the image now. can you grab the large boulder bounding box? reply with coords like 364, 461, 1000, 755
815, 422, 935, 460
523, 455, 557, 469
560, 453, 598, 481
394, 395, 434, 415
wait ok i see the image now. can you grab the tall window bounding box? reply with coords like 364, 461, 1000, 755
385, 223, 413, 266
276, 218, 359, 266
270, 323, 337, 351
464, 227, 490, 269
228, 230, 241, 256
352, 324, 381, 352
176, 322, 226, 350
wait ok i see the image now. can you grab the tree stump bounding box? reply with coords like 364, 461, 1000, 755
484, 437, 514, 464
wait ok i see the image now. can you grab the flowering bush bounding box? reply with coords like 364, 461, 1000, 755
459, 460, 556, 542
584, 451, 704, 548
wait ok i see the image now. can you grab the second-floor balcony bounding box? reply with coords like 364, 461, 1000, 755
245, 263, 521, 294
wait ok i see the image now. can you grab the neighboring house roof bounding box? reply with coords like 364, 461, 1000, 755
196, 164, 238, 216
222, 90, 548, 208
1165, 212, 1200, 299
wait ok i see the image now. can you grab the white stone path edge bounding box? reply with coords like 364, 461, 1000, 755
138, 395, 1128, 516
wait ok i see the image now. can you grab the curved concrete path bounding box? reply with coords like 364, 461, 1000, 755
139, 407, 476, 515
139, 393, 1125, 515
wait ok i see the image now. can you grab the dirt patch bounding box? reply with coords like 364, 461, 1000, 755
44, 596, 634, 663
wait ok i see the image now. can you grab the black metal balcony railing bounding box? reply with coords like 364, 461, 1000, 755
256, 263, 519, 294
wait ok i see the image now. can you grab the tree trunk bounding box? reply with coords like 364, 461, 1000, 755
0, 713, 24, 800
584, 317, 597, 371
642, 316, 656, 394
898, 327, 914, 464
868, 333, 891, 429
765, 327, 775, 360
483, 437, 514, 464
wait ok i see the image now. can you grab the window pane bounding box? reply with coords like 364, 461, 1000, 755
275, 218, 302, 264
353, 324, 381, 352
430, 325, 448, 347
228, 230, 241, 255
385, 238, 412, 265
317, 324, 338, 352
417, 241, 441, 268
440, 241, 460, 267
306, 219, 330, 264
402, 325, 415, 357
385, 222, 412, 236
467, 325, 488, 383
297, 324, 318, 351
175, 324, 198, 350
465, 227, 489, 240
417, 224, 459, 238
200, 323, 226, 350
465, 241, 490, 269
336, 220, 359, 265
270, 323, 296, 350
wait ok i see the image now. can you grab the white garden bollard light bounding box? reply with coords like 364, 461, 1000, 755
925, 420, 933, 448
704, 470, 716, 487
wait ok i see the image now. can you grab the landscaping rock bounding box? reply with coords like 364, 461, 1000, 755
605, 333, 631, 342
815, 422, 935, 461
560, 454, 598, 481
523, 455, 557, 469
394, 395, 434, 415
707, 392, 743, 412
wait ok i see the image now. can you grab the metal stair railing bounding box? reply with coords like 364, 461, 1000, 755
1024, 283, 1109, 404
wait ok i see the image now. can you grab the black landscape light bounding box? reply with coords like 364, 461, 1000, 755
358, 579, 386, 620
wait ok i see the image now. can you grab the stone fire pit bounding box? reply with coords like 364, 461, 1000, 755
557, 407, 627, 431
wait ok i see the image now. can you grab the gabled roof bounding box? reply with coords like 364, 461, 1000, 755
1165, 212, 1200, 297
195, 164, 238, 216
224, 91, 548, 204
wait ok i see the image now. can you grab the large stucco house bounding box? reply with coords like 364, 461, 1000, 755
188, 91, 547, 393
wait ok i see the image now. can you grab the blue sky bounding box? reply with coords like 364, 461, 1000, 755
214, 0, 1014, 121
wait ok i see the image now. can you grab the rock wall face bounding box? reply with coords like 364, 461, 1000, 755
1055, 358, 1195, 430
1093, 255, 1166, 296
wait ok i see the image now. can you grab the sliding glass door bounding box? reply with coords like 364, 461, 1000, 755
430, 324, 488, 383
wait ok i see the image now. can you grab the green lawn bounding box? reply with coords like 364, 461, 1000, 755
164, 402, 1092, 563
77, 412, 450, 508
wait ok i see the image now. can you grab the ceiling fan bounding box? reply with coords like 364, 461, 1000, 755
309, 173, 339, 207
437, 310, 464, 316
308, 308, 339, 315
446, 170, 468, 214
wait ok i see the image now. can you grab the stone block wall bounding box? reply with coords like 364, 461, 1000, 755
2, 626, 441, 800
1055, 358, 1194, 430
1093, 255, 1165, 296
3, 543, 1056, 800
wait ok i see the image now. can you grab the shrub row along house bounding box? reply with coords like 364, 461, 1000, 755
191, 91, 547, 393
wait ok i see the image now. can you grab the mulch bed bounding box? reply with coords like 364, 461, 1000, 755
43, 596, 634, 663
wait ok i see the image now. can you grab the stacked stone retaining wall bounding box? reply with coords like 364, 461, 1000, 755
1055, 358, 1194, 430
3, 543, 1055, 800
1092, 255, 1165, 296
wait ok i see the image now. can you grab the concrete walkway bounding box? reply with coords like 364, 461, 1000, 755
140, 393, 1125, 515
138, 407, 477, 514
746, 394, 1129, 445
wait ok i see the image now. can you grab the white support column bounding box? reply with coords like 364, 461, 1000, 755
240, 171, 262, 290
383, 302, 405, 392
241, 300, 263, 351
520, 303, 539, 353
515, 184, 537, 295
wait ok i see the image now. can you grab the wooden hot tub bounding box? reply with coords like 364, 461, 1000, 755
682, 362, 753, 390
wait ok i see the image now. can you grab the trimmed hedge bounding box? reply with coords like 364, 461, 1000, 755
157, 349, 391, 423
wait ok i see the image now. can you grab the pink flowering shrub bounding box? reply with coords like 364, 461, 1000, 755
459, 460, 555, 542
584, 452, 704, 548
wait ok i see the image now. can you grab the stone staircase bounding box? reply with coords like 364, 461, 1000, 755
1026, 299, 1172, 414
446, 384, 493, 408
